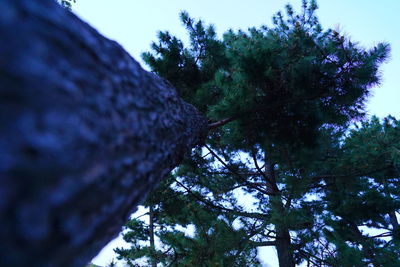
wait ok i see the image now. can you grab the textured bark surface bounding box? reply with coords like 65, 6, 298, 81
266, 162, 296, 267
275, 226, 295, 267
0, 0, 207, 266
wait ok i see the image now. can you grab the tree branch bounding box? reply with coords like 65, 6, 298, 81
173, 179, 269, 220
208, 117, 237, 130
249, 241, 276, 247
204, 144, 275, 196
252, 150, 278, 193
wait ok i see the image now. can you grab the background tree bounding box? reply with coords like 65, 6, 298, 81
116, 168, 265, 266
118, 118, 400, 266
316, 116, 400, 266
116, 1, 392, 266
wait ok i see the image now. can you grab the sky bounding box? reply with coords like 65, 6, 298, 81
70, 0, 400, 266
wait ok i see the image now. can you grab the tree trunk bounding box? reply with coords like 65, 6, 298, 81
275, 224, 295, 267
149, 206, 157, 267
271, 191, 295, 267
265, 162, 295, 267
0, 0, 207, 266
389, 211, 399, 231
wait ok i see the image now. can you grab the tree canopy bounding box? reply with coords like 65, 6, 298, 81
115, 1, 398, 267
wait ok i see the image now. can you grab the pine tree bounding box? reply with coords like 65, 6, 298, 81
317, 116, 400, 266
116, 172, 264, 266
116, 1, 392, 266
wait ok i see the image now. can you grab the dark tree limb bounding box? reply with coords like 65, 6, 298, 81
173, 178, 269, 220
0, 0, 207, 266
208, 117, 236, 130
204, 145, 274, 196
248, 241, 276, 247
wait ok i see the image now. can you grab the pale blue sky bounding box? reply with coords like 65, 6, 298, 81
71, 1, 399, 266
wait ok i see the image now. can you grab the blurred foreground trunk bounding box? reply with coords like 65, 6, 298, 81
0, 0, 207, 266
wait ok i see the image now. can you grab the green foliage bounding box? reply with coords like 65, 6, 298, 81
58, 0, 76, 10
117, 1, 396, 266
116, 174, 262, 266
317, 116, 400, 265
143, 0, 388, 149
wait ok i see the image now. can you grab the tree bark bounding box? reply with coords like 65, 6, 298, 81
0, 0, 207, 266
149, 206, 157, 267
389, 211, 399, 231
275, 223, 295, 267
265, 162, 295, 267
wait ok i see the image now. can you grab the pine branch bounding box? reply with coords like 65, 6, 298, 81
208, 117, 237, 130
310, 165, 394, 183
173, 178, 269, 220
252, 150, 279, 193
204, 144, 276, 196
248, 241, 276, 247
